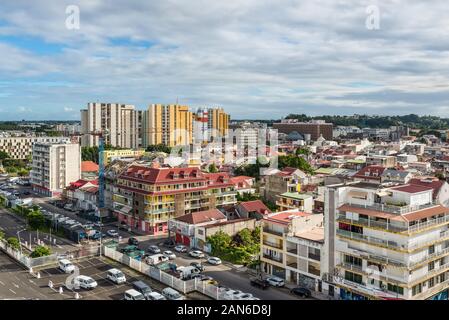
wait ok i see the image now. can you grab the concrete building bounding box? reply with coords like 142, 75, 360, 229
30, 142, 81, 197
262, 167, 310, 203
323, 181, 449, 300
113, 164, 237, 234
260, 210, 325, 291
142, 104, 193, 148
273, 120, 333, 141
194, 107, 230, 142
276, 192, 314, 213
80, 102, 139, 148
0, 136, 71, 160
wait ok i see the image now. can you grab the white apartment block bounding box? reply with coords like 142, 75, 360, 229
323, 181, 449, 300
0, 136, 71, 159
260, 210, 326, 293
80, 102, 139, 149
30, 142, 81, 197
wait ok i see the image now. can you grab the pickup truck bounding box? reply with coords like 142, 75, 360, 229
249, 278, 270, 290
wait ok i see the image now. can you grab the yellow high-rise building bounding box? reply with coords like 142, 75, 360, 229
208, 107, 230, 139
142, 104, 193, 147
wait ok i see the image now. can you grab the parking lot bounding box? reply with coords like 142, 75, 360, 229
33, 255, 209, 300
116, 238, 307, 300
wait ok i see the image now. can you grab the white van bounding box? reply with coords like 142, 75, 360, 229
162, 287, 185, 300
106, 268, 126, 284
74, 275, 98, 290
124, 289, 145, 300
177, 266, 201, 280
58, 259, 75, 273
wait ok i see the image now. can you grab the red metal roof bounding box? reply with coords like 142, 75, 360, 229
239, 200, 271, 215
389, 184, 434, 194
173, 209, 226, 225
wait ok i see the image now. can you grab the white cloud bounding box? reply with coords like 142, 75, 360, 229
0, 0, 449, 119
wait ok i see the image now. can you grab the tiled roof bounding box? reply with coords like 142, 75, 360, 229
173, 209, 226, 225
81, 161, 99, 172
264, 211, 311, 224
354, 165, 386, 178
239, 200, 271, 215
409, 178, 445, 199
389, 184, 434, 194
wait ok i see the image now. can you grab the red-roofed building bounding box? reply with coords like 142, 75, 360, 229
409, 177, 449, 207
63, 179, 99, 212
81, 161, 99, 180
353, 165, 387, 183
229, 176, 256, 195
236, 200, 271, 220
113, 165, 237, 235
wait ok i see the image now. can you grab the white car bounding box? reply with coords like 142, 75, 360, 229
147, 292, 167, 300
189, 250, 205, 258
174, 245, 187, 253
223, 289, 243, 300
73, 275, 98, 290
207, 257, 222, 265
107, 230, 119, 237
234, 292, 254, 300
266, 276, 285, 287
107, 268, 126, 284
163, 250, 176, 260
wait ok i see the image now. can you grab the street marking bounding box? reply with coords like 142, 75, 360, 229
12, 282, 19, 288
0, 280, 4, 285
9, 289, 16, 294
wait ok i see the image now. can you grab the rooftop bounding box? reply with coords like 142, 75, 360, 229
173, 209, 226, 225
264, 210, 311, 225
279, 192, 313, 200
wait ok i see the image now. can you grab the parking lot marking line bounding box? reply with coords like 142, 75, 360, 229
9, 289, 16, 295
0, 280, 4, 286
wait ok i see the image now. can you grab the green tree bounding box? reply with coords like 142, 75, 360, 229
27, 210, 46, 230
0, 230, 5, 240
208, 163, 218, 173
278, 155, 314, 174
7, 237, 20, 250
30, 245, 51, 258
236, 192, 260, 202
145, 144, 172, 154
0, 150, 9, 161
207, 231, 232, 257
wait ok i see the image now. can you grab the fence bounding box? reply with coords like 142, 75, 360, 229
0, 239, 58, 268
103, 246, 225, 299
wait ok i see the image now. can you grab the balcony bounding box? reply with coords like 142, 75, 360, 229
263, 240, 283, 249
287, 247, 298, 255
345, 201, 437, 216
308, 253, 321, 261
263, 254, 283, 263
287, 261, 298, 269
263, 227, 284, 237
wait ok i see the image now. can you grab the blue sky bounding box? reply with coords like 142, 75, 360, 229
1, 1, 449, 120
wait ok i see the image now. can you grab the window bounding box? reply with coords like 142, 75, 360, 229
344, 255, 362, 267
429, 277, 435, 288
429, 261, 435, 271
387, 283, 404, 295
429, 245, 435, 255
412, 284, 422, 296
345, 271, 363, 284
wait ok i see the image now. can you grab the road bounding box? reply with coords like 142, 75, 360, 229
122, 238, 306, 300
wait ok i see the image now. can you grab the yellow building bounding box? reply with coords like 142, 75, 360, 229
142, 104, 193, 148
208, 107, 230, 139
101, 149, 146, 166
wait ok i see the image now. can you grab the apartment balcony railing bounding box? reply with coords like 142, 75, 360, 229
263, 254, 283, 263
409, 246, 449, 268
338, 213, 449, 234
263, 227, 284, 237
286, 247, 298, 255
262, 240, 283, 249
338, 229, 449, 252
345, 201, 438, 215
146, 207, 174, 214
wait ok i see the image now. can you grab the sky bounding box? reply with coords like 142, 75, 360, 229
1, 0, 449, 120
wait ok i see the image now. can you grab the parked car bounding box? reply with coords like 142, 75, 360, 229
106, 268, 126, 284
189, 262, 205, 271
147, 291, 166, 300
188, 250, 205, 258
290, 287, 312, 298
236, 293, 254, 300
73, 275, 97, 290
250, 278, 270, 290
163, 250, 176, 260
266, 276, 285, 287
107, 230, 119, 237
145, 254, 169, 265
207, 257, 222, 265
223, 290, 244, 300
128, 237, 139, 246
163, 239, 176, 247
174, 245, 187, 253
58, 259, 75, 274
124, 289, 145, 300
147, 245, 161, 254
93, 222, 104, 228
132, 281, 152, 299
162, 287, 185, 300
